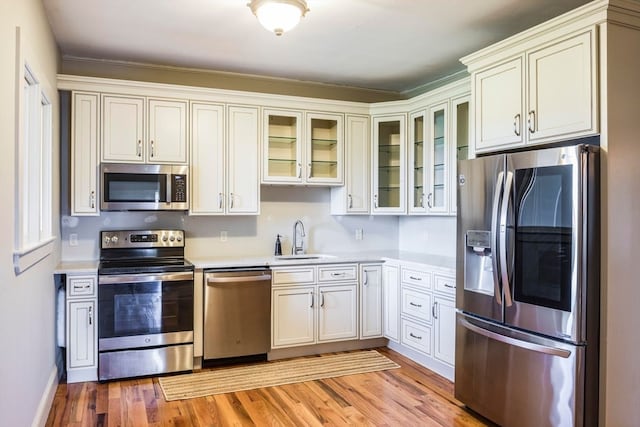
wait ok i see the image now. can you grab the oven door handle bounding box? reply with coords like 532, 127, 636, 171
99, 272, 193, 284
206, 274, 272, 284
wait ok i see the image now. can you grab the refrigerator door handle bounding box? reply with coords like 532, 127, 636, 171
491, 171, 504, 305
499, 171, 514, 307
459, 318, 571, 358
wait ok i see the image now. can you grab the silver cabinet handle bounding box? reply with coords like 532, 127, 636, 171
320, 291, 325, 308
207, 274, 271, 284
310, 291, 314, 308
491, 171, 504, 306
229, 193, 234, 209
88, 306, 93, 326
74, 284, 90, 290
444, 283, 455, 289
528, 110, 536, 134
218, 193, 223, 209
308, 162, 312, 179
427, 193, 433, 208
331, 272, 346, 277
409, 276, 422, 281
137, 140, 142, 157
363, 270, 369, 286
90, 190, 95, 209
409, 332, 422, 340
348, 194, 353, 209
432, 301, 438, 319
420, 193, 425, 208
150, 140, 155, 158
409, 302, 422, 308
297, 163, 302, 179
374, 194, 378, 209
513, 114, 521, 136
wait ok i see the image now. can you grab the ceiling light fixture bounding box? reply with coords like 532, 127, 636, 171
248, 0, 309, 36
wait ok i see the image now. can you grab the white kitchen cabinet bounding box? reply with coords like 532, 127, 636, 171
190, 103, 260, 215
306, 112, 344, 185
372, 115, 406, 214
102, 95, 188, 164
432, 295, 455, 366
408, 109, 427, 214
470, 28, 597, 153
425, 102, 450, 214
360, 264, 383, 339
450, 95, 470, 214
65, 274, 98, 383
263, 109, 303, 184
331, 114, 370, 214
272, 286, 316, 347
382, 262, 400, 342
317, 284, 358, 342
71, 92, 99, 216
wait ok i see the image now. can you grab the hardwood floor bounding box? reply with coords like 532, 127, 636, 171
45, 348, 490, 426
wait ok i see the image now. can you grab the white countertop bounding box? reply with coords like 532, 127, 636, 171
54, 260, 99, 274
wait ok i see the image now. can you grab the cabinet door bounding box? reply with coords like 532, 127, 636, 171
227, 105, 260, 214
148, 99, 188, 163
372, 115, 406, 214
263, 109, 303, 183
102, 95, 145, 162
408, 110, 427, 214
71, 92, 99, 215
527, 30, 596, 142
433, 296, 456, 366
383, 263, 400, 342
330, 115, 370, 214
272, 287, 315, 347
360, 264, 383, 338
450, 96, 470, 215
306, 112, 344, 185
427, 102, 449, 214
190, 102, 225, 215
318, 284, 358, 342
67, 300, 96, 369
474, 57, 524, 151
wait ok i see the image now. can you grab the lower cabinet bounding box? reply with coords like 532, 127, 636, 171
360, 264, 383, 339
433, 295, 455, 365
382, 262, 400, 342
66, 274, 98, 383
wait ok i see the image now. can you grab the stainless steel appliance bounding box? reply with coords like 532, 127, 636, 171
98, 229, 194, 381
100, 163, 188, 211
455, 143, 599, 427
203, 268, 272, 360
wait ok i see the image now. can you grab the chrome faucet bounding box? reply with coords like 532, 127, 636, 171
292, 219, 306, 255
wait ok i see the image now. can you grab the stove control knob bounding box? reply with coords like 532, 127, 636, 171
104, 236, 111, 244
111, 236, 119, 244
177, 235, 183, 242
162, 235, 168, 242
169, 235, 175, 242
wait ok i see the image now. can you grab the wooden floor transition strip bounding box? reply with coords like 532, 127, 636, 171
158, 350, 400, 401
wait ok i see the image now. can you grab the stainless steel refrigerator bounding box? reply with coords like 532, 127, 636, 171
455, 143, 599, 427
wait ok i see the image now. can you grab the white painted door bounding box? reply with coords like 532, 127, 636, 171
433, 296, 456, 366
317, 284, 358, 342
527, 30, 597, 142
67, 300, 96, 369
71, 92, 99, 215
408, 110, 428, 214
372, 115, 406, 214
102, 95, 145, 162
474, 57, 524, 151
272, 287, 315, 348
383, 264, 400, 342
305, 112, 344, 185
227, 105, 260, 214
190, 102, 225, 215
263, 109, 303, 184
360, 264, 383, 338
427, 101, 450, 214
147, 99, 188, 163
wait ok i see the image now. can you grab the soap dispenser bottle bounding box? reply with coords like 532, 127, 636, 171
274, 234, 282, 256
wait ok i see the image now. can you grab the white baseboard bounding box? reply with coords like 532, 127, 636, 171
387, 340, 454, 381
31, 365, 59, 427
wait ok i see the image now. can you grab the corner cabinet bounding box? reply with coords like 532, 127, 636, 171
71, 92, 99, 216
372, 115, 406, 214
469, 28, 597, 153
66, 274, 98, 383
102, 95, 188, 164
190, 103, 260, 215
360, 264, 383, 339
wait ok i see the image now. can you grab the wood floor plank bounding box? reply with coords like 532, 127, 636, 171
45, 348, 489, 426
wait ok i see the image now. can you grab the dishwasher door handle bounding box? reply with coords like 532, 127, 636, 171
206, 274, 272, 284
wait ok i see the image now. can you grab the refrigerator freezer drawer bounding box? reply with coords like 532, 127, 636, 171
455, 313, 586, 427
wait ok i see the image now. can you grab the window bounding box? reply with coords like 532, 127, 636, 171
13, 59, 55, 274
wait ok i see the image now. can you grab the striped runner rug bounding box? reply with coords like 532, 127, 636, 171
158, 350, 400, 401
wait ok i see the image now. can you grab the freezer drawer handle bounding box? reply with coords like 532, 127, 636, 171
459, 318, 571, 358
206, 274, 272, 284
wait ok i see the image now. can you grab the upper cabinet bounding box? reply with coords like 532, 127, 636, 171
71, 92, 100, 216
467, 28, 597, 153
262, 109, 344, 186
450, 95, 470, 214
102, 95, 188, 164
372, 115, 406, 214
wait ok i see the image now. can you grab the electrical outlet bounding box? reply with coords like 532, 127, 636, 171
220, 231, 228, 242
355, 228, 363, 240
69, 233, 78, 246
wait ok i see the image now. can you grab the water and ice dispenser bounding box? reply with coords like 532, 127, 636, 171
464, 230, 495, 296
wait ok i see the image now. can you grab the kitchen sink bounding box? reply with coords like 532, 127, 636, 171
274, 254, 335, 260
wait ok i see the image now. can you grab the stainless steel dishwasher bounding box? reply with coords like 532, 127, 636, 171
203, 268, 272, 360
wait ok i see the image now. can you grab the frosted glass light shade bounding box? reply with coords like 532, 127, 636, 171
248, 0, 309, 36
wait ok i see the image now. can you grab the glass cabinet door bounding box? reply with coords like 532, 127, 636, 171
373, 115, 405, 213
451, 96, 470, 214
427, 102, 449, 214
263, 110, 303, 183
306, 113, 343, 184
409, 110, 427, 213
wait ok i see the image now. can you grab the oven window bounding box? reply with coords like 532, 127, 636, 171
103, 173, 167, 203
513, 165, 573, 312
99, 280, 193, 338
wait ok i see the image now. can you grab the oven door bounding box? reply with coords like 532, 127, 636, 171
503, 144, 597, 343
98, 271, 194, 351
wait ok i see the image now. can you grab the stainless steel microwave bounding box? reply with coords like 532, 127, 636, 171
100, 163, 188, 211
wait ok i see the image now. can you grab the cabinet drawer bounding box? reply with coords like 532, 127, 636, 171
67, 275, 96, 297
317, 264, 357, 282
401, 286, 432, 324
401, 319, 431, 356
434, 274, 456, 296
272, 267, 315, 285
401, 268, 431, 289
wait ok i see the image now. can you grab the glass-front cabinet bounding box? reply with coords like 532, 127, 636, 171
426, 102, 449, 214
408, 110, 427, 214
306, 112, 343, 185
372, 115, 406, 214
451, 96, 470, 214
263, 109, 303, 183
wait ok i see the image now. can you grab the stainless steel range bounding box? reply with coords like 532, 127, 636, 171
98, 229, 194, 381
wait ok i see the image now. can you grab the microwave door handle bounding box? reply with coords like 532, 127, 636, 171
166, 175, 172, 205
500, 171, 514, 307
491, 171, 504, 306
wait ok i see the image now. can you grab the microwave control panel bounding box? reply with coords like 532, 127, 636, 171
171, 175, 187, 202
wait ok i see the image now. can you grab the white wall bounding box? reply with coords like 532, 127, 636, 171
0, 1, 60, 427
398, 216, 456, 257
